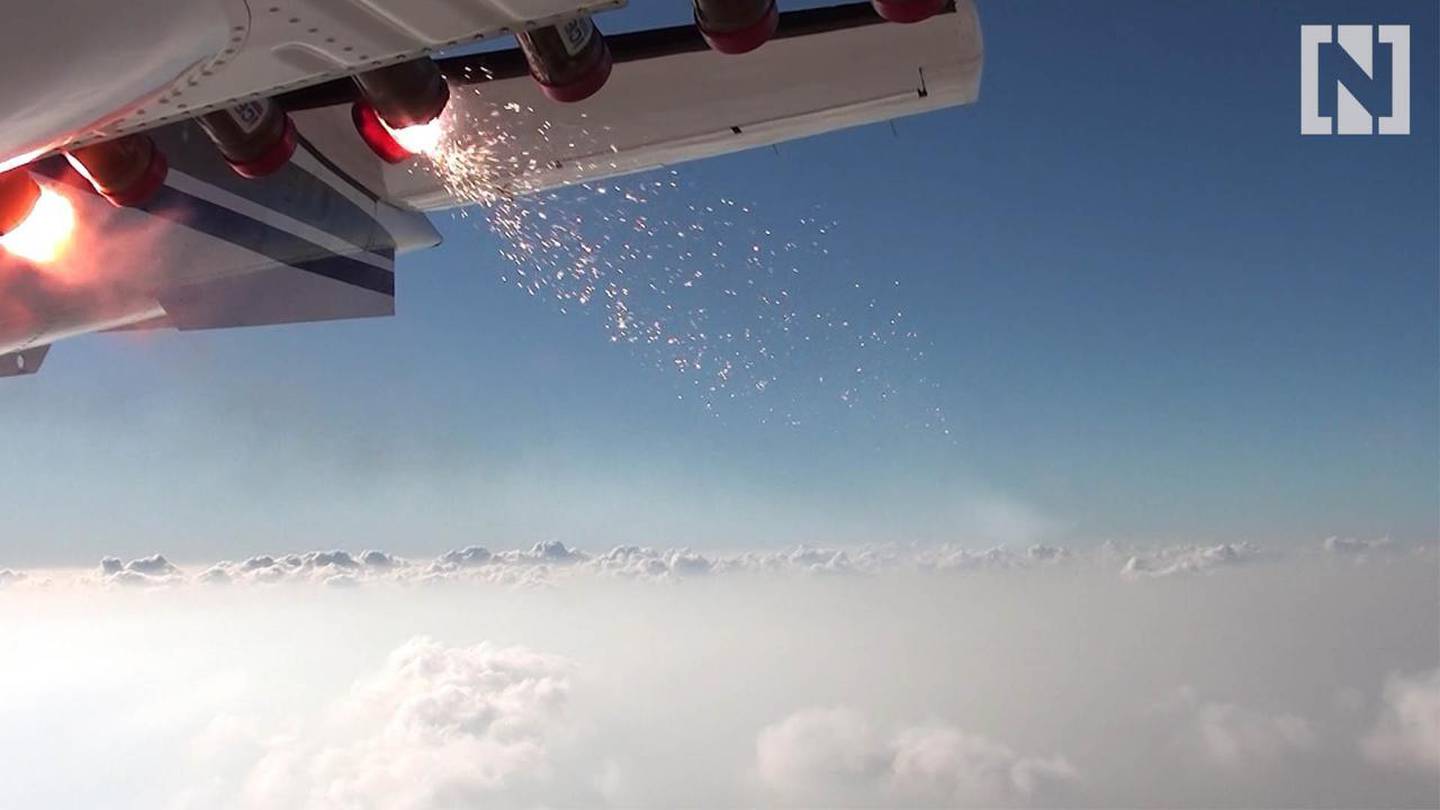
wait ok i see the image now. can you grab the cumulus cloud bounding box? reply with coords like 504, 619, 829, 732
125, 554, 179, 575
1160, 688, 1318, 768
495, 539, 588, 566
755, 707, 1078, 807
1362, 668, 1440, 775
1120, 542, 1259, 578
97, 554, 183, 587
437, 545, 492, 567
889, 726, 1079, 806
589, 545, 715, 578
755, 707, 882, 798
359, 550, 398, 569
1322, 536, 1398, 559
211, 638, 575, 809
195, 549, 416, 587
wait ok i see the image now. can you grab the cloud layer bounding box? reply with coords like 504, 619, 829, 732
6, 535, 1425, 591
0, 539, 1434, 809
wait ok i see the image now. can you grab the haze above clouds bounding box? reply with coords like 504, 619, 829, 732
0, 539, 1436, 809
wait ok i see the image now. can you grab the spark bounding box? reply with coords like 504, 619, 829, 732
406, 82, 951, 435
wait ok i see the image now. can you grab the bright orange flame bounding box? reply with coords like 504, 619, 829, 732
0, 187, 75, 264
382, 117, 444, 156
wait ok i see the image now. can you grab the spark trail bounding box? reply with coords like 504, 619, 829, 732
404, 83, 950, 435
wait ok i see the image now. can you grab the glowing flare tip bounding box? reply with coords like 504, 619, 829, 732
0, 187, 75, 264
382, 117, 444, 156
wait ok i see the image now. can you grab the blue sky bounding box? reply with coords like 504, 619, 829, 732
0, 0, 1435, 565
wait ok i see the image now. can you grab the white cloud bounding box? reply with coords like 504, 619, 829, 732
1120, 542, 1259, 578
436, 545, 492, 567
494, 539, 588, 566
589, 545, 715, 579
1320, 536, 1407, 563
194, 550, 416, 587
1363, 668, 1440, 775
755, 707, 1078, 807
1161, 688, 1317, 768
755, 707, 884, 799
888, 725, 1079, 805
98, 554, 183, 587
359, 550, 399, 569
722, 545, 880, 575
217, 638, 575, 810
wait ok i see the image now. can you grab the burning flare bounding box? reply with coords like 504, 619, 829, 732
382, 116, 445, 156
0, 186, 75, 264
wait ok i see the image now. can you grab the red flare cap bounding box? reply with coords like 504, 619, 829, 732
99, 144, 168, 207
698, 1, 779, 55
351, 102, 412, 164
535, 44, 612, 103
225, 114, 298, 178
871, 0, 945, 23
0, 170, 40, 235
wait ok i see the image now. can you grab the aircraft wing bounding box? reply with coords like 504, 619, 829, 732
0, 130, 438, 359
283, 1, 983, 207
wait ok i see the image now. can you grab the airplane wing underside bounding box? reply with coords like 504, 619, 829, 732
289, 1, 983, 208
0, 130, 439, 357
0, 1, 982, 376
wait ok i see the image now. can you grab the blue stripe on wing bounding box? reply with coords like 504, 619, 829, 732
139, 184, 395, 297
